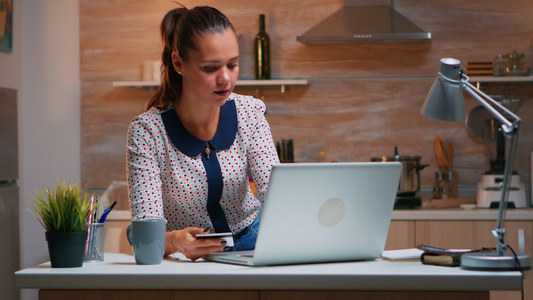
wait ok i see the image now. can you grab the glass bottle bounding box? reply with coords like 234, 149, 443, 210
254, 14, 271, 79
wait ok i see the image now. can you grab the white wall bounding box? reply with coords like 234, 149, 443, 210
0, 1, 81, 299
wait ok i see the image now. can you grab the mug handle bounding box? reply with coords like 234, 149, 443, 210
126, 224, 133, 246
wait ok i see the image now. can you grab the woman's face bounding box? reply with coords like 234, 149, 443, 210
174, 29, 240, 108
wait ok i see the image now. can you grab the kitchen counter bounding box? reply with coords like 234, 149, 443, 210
391, 208, 533, 221
107, 208, 533, 222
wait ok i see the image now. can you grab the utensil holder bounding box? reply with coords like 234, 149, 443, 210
433, 171, 458, 199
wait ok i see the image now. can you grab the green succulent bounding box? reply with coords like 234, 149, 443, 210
28, 180, 97, 232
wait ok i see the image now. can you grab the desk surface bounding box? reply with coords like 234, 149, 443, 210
15, 253, 522, 292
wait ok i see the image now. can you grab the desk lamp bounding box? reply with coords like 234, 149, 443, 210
421, 58, 531, 271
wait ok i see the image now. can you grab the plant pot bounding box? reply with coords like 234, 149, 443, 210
45, 231, 88, 268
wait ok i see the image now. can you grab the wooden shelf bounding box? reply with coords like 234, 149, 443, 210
112, 80, 161, 87
236, 79, 308, 86
468, 76, 533, 83
112, 79, 308, 93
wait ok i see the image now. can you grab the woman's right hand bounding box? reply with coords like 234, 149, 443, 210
166, 227, 227, 261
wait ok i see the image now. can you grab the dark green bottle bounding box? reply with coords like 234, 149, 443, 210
254, 14, 271, 79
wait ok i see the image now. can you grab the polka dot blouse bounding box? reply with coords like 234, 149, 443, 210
126, 93, 280, 234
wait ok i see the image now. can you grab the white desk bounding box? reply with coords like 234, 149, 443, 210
15, 253, 523, 300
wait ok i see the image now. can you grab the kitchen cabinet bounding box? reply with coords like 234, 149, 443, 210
103, 220, 133, 255
384, 220, 415, 250
385, 216, 533, 300
416, 220, 532, 300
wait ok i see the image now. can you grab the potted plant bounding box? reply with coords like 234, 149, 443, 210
28, 180, 97, 268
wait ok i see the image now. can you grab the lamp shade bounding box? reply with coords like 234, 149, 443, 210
421, 58, 466, 122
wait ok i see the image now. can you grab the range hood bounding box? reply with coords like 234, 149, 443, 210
297, 0, 431, 44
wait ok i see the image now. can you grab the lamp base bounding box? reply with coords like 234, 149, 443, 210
460, 251, 531, 271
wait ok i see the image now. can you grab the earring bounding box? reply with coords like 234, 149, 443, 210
176, 69, 182, 75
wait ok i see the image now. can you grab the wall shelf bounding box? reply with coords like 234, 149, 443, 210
468, 76, 533, 83
112, 79, 308, 93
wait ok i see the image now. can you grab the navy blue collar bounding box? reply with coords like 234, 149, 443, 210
161, 100, 238, 157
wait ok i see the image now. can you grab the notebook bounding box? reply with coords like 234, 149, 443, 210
203, 162, 402, 266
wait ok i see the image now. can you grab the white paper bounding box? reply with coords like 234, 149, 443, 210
381, 248, 424, 260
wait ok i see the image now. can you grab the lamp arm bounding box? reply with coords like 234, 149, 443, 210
461, 81, 520, 131
460, 77, 522, 256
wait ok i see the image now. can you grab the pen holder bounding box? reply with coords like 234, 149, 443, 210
84, 223, 105, 262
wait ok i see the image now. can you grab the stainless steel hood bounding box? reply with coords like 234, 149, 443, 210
297, 0, 431, 44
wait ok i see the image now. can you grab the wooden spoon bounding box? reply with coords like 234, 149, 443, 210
433, 137, 448, 172
446, 143, 454, 172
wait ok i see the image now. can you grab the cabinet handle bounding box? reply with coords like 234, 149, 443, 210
518, 229, 525, 254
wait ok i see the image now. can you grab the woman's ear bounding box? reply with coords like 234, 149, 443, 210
171, 51, 183, 74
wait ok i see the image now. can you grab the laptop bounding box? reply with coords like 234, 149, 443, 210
204, 162, 402, 266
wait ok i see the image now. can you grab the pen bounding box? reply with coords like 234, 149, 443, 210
98, 201, 117, 223
93, 197, 100, 224
87, 196, 95, 224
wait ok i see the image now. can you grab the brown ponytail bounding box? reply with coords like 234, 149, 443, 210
145, 5, 235, 111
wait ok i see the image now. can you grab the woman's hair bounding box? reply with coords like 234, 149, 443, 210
145, 5, 236, 111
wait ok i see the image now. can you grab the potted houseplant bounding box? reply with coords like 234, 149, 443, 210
28, 180, 97, 268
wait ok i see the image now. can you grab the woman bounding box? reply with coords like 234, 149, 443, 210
126, 5, 280, 261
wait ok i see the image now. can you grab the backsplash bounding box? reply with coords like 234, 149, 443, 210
80, 0, 533, 189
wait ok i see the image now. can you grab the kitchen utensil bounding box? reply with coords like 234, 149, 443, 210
371, 147, 428, 198
433, 170, 458, 200
433, 137, 448, 172
275, 139, 294, 163
446, 143, 454, 172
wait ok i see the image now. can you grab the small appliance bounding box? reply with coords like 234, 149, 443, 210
476, 174, 527, 208
476, 118, 527, 208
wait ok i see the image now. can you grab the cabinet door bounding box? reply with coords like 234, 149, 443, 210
385, 221, 415, 250
415, 221, 476, 249
103, 220, 133, 255
474, 221, 532, 255
476, 221, 533, 300
415, 220, 531, 254
415, 220, 532, 300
